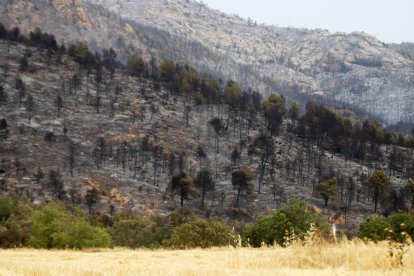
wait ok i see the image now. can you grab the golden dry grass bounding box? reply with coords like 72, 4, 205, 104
0, 241, 413, 275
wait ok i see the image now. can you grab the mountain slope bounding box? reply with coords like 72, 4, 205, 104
1, 0, 413, 125
91, 0, 414, 125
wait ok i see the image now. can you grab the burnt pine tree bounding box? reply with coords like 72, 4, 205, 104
85, 187, 99, 215
194, 170, 215, 207
251, 133, 275, 193
364, 170, 390, 213
25, 93, 35, 123
68, 143, 76, 177
167, 172, 198, 207
56, 93, 63, 118
15, 77, 26, 108
48, 169, 64, 199
0, 84, 7, 105
232, 167, 254, 207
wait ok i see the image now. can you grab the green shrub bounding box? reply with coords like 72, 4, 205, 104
386, 212, 414, 241
244, 199, 329, 247
358, 215, 391, 242
163, 219, 232, 249
358, 212, 414, 242
166, 207, 196, 227
244, 215, 274, 247
0, 195, 32, 248
28, 202, 111, 249
69, 220, 111, 249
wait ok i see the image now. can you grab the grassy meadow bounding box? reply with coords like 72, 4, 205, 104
0, 241, 413, 275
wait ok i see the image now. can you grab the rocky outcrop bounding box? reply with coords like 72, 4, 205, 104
51, 0, 94, 29
1, 0, 413, 125
89, 0, 414, 125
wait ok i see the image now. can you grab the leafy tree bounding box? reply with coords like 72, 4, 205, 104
200, 75, 221, 104
68, 42, 94, 65
224, 80, 243, 110
167, 172, 198, 207
176, 66, 198, 94
160, 60, 176, 83
244, 199, 328, 247
364, 170, 390, 213
232, 167, 254, 207
127, 54, 146, 77
194, 170, 215, 207
317, 177, 339, 207
289, 101, 300, 120
28, 202, 110, 249
163, 219, 233, 249
0, 195, 32, 248
262, 94, 285, 136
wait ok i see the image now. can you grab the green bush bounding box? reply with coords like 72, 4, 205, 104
166, 207, 196, 227
358, 212, 414, 242
163, 219, 232, 249
244, 199, 329, 247
358, 215, 391, 242
386, 212, 414, 241
111, 217, 172, 248
28, 202, 111, 249
0, 195, 32, 248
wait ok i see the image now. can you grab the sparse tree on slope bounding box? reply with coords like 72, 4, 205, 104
194, 170, 215, 207
317, 177, 339, 207
232, 167, 254, 207
167, 172, 198, 207
364, 170, 390, 213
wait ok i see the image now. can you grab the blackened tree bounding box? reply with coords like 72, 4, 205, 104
15, 77, 26, 108
25, 93, 35, 123
48, 169, 64, 199
232, 167, 254, 207
167, 172, 198, 207
194, 170, 215, 207
0, 84, 7, 105
85, 187, 99, 215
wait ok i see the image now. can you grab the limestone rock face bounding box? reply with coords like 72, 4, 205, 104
51, 0, 94, 29
1, 0, 413, 125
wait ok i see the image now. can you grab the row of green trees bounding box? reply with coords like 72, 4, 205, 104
1, 194, 414, 249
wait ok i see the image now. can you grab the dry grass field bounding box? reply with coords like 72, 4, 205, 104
0, 242, 413, 276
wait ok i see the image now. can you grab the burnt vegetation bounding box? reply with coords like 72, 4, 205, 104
0, 23, 413, 239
